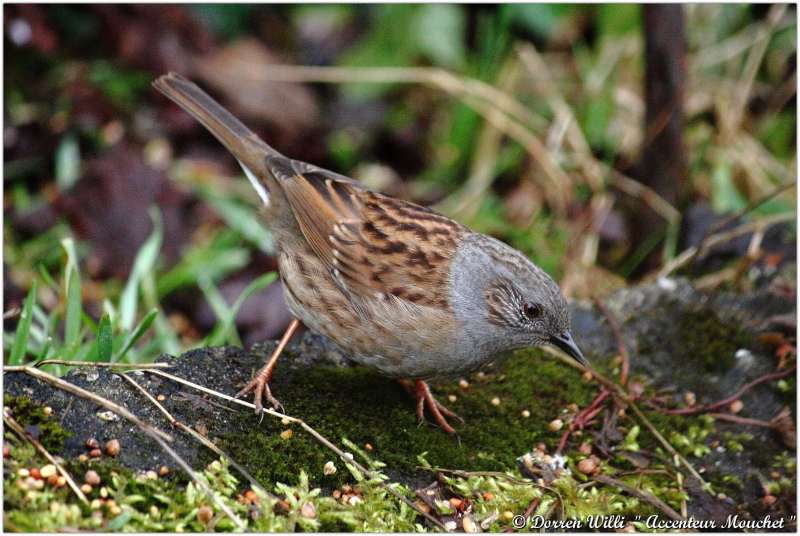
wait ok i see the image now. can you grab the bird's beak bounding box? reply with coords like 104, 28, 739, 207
549, 332, 587, 366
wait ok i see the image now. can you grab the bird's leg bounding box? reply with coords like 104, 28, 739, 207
235, 318, 301, 414
398, 379, 462, 438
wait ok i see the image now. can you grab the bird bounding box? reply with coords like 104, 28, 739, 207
153, 73, 586, 437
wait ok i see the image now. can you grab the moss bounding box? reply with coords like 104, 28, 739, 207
4, 395, 71, 452
636, 304, 749, 373
213, 348, 598, 489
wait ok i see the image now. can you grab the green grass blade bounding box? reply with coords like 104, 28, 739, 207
120, 207, 163, 331
37, 337, 53, 363
64, 263, 82, 350
116, 309, 158, 362
38, 264, 60, 291
206, 272, 277, 347
8, 280, 36, 365
97, 312, 113, 362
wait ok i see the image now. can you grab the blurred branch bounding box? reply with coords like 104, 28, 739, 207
722, 3, 788, 139
243, 64, 573, 213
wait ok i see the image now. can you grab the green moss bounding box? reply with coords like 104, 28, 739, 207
213, 349, 598, 488
4, 395, 72, 452
637, 305, 749, 373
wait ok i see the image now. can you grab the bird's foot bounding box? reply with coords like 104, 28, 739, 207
398, 379, 462, 440
235, 364, 284, 415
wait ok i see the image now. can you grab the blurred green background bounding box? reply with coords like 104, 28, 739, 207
4, 4, 796, 369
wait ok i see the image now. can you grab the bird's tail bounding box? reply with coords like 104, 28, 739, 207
153, 72, 278, 203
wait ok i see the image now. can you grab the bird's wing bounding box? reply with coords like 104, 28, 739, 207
268, 156, 467, 308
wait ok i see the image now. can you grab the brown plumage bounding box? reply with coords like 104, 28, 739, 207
153, 73, 586, 437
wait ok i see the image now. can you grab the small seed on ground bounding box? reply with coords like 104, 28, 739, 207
717, 493, 727, 500
483, 492, 495, 501
729, 400, 744, 414
105, 439, 120, 457
549, 419, 563, 431
520, 409, 531, 418
159, 466, 169, 476
300, 501, 316, 519
280, 429, 293, 440
324, 461, 336, 475
763, 495, 777, 506
448, 395, 457, 403
43, 407, 52, 416
462, 516, 477, 533
39, 465, 57, 479
86, 438, 100, 449
78, 454, 89, 463
85, 470, 101, 485
684, 392, 696, 407
490, 397, 500, 406
577, 458, 598, 475
197, 505, 213, 523
458, 380, 469, 389
81, 484, 93, 494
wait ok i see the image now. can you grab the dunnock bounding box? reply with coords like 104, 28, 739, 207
154, 73, 586, 437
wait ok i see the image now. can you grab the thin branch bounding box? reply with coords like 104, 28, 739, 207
592, 474, 684, 521
33, 360, 171, 369
142, 368, 448, 531
119, 371, 284, 507
4, 411, 88, 504
662, 365, 796, 415
591, 296, 630, 387
3, 366, 172, 442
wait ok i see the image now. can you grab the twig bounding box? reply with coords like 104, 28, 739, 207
4, 410, 88, 504
3, 366, 172, 442
119, 371, 284, 506
592, 474, 684, 522
556, 389, 611, 453
142, 368, 448, 531
33, 360, 171, 369
662, 365, 796, 415
591, 296, 630, 386
709, 413, 775, 428
657, 210, 796, 278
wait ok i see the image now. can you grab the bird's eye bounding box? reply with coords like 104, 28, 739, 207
523, 302, 540, 319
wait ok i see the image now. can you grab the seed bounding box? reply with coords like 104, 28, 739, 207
33, 480, 45, 490
49, 501, 61, 513
81, 484, 93, 494
91, 499, 104, 510
567, 403, 579, 412
280, 429, 293, 440
109, 505, 122, 515
347, 495, 361, 506
579, 442, 592, 455
324, 461, 336, 475
18, 468, 30, 478
365, 443, 373, 451
25, 490, 37, 502
300, 501, 316, 519
159, 466, 169, 476
100, 487, 109, 498
90, 449, 102, 458
150, 505, 159, 517
47, 475, 59, 486
522, 454, 534, 469
684, 392, 696, 407
476, 372, 486, 381
763, 495, 777, 506
462, 516, 477, 533
729, 400, 744, 414
105, 439, 120, 457
577, 458, 598, 475
549, 419, 563, 431
448, 395, 457, 403
197, 505, 213, 523
543, 454, 553, 464
43, 407, 52, 416
281, 417, 291, 425
503, 511, 514, 520
771, 471, 780, 479
344, 452, 354, 460
717, 493, 727, 501
56, 476, 66, 487
245, 490, 259, 504
157, 394, 166, 402
86, 437, 100, 449
582, 371, 593, 381
332, 490, 341, 500
491, 397, 500, 407
413, 500, 431, 514
449, 498, 463, 510
483, 492, 495, 501
520, 410, 530, 418
146, 471, 158, 480
39, 464, 57, 478
458, 380, 469, 389
78, 454, 89, 462
3, 445, 8, 458
85, 470, 101, 485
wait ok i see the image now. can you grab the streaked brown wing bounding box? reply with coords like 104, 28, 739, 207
269, 157, 467, 307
